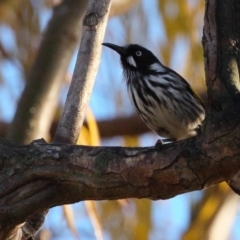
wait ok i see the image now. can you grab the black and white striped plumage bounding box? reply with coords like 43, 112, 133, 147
102, 43, 205, 141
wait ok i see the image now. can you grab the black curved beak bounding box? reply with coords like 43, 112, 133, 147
102, 43, 126, 56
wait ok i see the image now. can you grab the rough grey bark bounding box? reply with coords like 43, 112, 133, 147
0, 129, 240, 235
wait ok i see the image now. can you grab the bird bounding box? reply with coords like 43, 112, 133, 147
102, 43, 205, 143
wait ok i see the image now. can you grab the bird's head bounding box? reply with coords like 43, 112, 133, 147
102, 43, 162, 72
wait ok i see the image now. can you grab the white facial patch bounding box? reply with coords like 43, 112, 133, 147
126, 56, 137, 67
149, 62, 165, 72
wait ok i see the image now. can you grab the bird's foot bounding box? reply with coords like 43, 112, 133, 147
195, 125, 202, 136
155, 138, 176, 149
154, 139, 164, 149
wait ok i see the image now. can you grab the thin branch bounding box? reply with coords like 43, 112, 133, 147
53, 0, 112, 144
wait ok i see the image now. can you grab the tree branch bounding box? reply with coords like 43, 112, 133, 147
202, 0, 240, 196
0, 114, 150, 140
0, 131, 240, 236
202, 0, 240, 143
7, 0, 88, 144
53, 0, 112, 144
217, 1, 240, 99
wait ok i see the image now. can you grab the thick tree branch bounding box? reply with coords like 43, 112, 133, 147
0, 131, 240, 235
217, 1, 240, 99
202, 0, 240, 143
203, 0, 240, 195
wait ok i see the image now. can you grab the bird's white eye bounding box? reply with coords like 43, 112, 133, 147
136, 51, 142, 57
